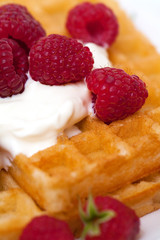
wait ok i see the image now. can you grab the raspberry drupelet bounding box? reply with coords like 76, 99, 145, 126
86, 67, 148, 123
0, 3, 46, 98
29, 34, 94, 85
80, 195, 140, 240
20, 215, 74, 240
0, 38, 28, 98
0, 3, 46, 49
66, 2, 119, 47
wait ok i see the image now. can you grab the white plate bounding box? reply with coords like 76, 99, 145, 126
140, 210, 160, 240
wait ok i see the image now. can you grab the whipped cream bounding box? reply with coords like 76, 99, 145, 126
85, 43, 112, 69
0, 78, 90, 169
0, 43, 111, 169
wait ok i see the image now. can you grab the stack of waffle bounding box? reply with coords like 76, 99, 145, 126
1, 0, 160, 239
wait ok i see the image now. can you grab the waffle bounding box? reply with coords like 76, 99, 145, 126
111, 171, 160, 217
0, 170, 42, 240
1, 171, 160, 239
0, 0, 160, 237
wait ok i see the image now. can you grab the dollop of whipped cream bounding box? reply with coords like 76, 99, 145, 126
0, 43, 111, 169
0, 79, 90, 169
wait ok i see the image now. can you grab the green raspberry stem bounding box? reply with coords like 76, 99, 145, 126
79, 194, 115, 239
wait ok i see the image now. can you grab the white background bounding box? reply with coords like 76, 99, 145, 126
117, 0, 160, 53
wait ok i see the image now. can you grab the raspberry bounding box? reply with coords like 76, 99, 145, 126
0, 4, 46, 49
29, 34, 94, 85
86, 67, 148, 123
20, 215, 74, 240
0, 38, 28, 98
66, 2, 119, 47
80, 195, 140, 240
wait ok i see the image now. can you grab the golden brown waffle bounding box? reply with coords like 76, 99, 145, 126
0, 171, 160, 240
0, 0, 160, 237
110, 171, 160, 217
0, 170, 42, 240
1, 171, 160, 239
9, 114, 160, 235
72, 170, 160, 234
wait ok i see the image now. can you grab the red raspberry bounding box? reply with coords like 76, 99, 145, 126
66, 2, 119, 47
0, 4, 46, 49
0, 38, 28, 98
20, 215, 74, 240
80, 195, 140, 240
86, 67, 148, 123
29, 34, 94, 85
